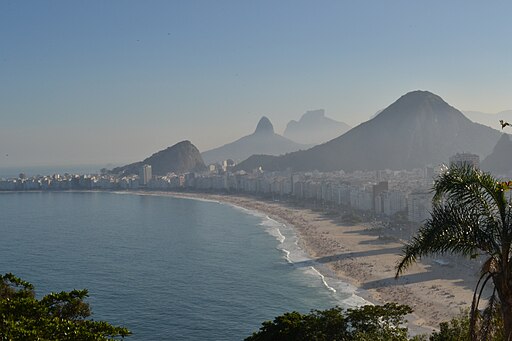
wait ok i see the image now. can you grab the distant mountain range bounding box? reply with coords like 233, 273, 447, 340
201, 117, 309, 165
481, 133, 512, 175
283, 109, 351, 145
236, 91, 502, 172
111, 140, 206, 176
463, 110, 512, 130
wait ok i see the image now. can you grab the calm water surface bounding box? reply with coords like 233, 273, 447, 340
0, 192, 362, 340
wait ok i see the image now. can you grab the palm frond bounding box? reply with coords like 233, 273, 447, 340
470, 271, 490, 340
470, 272, 494, 340
433, 166, 501, 205
433, 166, 508, 247
396, 202, 494, 277
480, 287, 498, 340
397, 164, 512, 338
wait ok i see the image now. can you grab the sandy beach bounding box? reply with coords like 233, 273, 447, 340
153, 191, 481, 333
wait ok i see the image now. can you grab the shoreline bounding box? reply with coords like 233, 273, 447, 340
7, 190, 480, 335
153, 191, 480, 335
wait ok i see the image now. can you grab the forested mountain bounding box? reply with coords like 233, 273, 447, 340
111, 140, 206, 176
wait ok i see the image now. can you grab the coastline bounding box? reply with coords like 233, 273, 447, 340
149, 191, 481, 335
7, 190, 478, 334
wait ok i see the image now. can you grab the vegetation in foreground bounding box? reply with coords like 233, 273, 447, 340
246, 304, 504, 341
245, 303, 413, 341
0, 273, 130, 340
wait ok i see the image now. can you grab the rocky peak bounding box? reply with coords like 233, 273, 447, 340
254, 116, 274, 135
301, 109, 325, 122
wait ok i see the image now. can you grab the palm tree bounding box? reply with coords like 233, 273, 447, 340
395, 166, 512, 340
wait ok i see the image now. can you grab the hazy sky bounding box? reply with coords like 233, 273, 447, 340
1, 1, 511, 168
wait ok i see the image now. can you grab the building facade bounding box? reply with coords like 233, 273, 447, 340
139, 164, 152, 186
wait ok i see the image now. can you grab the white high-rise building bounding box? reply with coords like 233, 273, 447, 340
407, 191, 433, 223
139, 164, 152, 186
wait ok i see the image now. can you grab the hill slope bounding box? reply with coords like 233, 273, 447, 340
463, 110, 512, 130
236, 91, 501, 172
111, 140, 206, 176
201, 116, 308, 164
481, 133, 512, 175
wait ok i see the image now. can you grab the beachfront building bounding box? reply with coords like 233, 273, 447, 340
0, 166, 442, 226
372, 181, 388, 212
376, 190, 407, 216
350, 185, 373, 211
139, 164, 152, 186
407, 191, 433, 223
334, 183, 352, 206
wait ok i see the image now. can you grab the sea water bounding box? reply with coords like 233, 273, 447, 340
0, 191, 367, 340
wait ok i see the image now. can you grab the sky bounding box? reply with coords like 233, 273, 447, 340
1, 0, 511, 169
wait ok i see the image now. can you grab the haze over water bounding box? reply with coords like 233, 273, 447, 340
0, 191, 364, 340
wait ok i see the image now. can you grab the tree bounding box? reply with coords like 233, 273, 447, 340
430, 309, 504, 341
395, 166, 512, 340
245, 303, 412, 341
0, 273, 130, 340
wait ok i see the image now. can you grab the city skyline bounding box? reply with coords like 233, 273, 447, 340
1, 1, 511, 168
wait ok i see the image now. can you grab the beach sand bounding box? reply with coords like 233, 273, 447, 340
156, 191, 482, 333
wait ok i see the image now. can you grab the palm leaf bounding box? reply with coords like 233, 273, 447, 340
470, 271, 491, 340
433, 166, 508, 249
397, 165, 512, 339
396, 202, 487, 277
480, 287, 498, 340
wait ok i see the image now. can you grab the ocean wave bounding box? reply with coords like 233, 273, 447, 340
260, 222, 286, 243
281, 248, 292, 263
309, 266, 336, 293
128, 193, 372, 309
251, 213, 371, 308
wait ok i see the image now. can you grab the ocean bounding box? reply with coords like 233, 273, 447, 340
0, 191, 366, 340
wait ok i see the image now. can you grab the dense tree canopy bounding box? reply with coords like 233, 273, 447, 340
429, 310, 504, 341
245, 303, 413, 341
0, 273, 130, 340
247, 304, 506, 341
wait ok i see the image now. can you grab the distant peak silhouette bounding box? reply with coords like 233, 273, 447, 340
254, 116, 274, 134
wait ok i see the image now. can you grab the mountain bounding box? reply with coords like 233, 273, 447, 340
283, 109, 351, 145
111, 140, 206, 176
463, 110, 512, 129
481, 133, 512, 175
236, 91, 502, 172
201, 116, 308, 164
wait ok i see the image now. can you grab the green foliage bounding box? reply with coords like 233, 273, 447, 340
245, 303, 412, 341
430, 311, 471, 341
247, 303, 507, 341
0, 273, 130, 340
395, 165, 512, 339
430, 308, 503, 341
